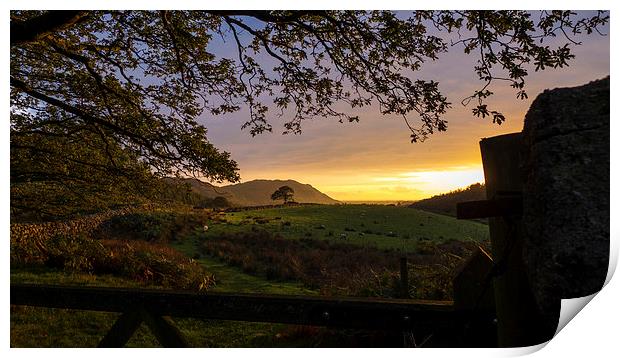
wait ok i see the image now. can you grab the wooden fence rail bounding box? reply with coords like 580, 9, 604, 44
11, 283, 494, 347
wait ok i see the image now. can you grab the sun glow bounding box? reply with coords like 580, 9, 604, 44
393, 167, 484, 192
314, 165, 484, 201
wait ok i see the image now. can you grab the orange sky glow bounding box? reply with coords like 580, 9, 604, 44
202, 13, 609, 201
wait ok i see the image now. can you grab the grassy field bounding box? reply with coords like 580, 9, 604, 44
202, 204, 489, 252
11, 204, 490, 347
179, 204, 489, 300
11, 213, 319, 348
172, 237, 317, 295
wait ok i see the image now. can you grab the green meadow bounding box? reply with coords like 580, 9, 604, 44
11, 204, 489, 347
201, 204, 489, 252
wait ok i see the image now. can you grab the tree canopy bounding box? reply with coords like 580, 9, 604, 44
10, 113, 162, 220
271, 186, 295, 203
10, 10, 609, 218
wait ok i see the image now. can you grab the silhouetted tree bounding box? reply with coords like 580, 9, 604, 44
271, 186, 295, 203
10, 120, 161, 220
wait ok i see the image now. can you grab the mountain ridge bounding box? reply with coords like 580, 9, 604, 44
166, 177, 339, 207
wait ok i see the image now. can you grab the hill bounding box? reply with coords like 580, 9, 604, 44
223, 179, 339, 206
166, 177, 236, 201
409, 183, 486, 217
165, 178, 339, 207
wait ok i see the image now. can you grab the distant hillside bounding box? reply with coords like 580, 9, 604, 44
409, 183, 486, 217
161, 177, 238, 207
223, 179, 339, 206
164, 178, 339, 207
164, 177, 236, 201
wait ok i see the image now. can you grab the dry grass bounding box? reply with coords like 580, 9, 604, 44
201, 229, 479, 299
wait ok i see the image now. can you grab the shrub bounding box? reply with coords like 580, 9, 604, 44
45, 234, 107, 272
212, 196, 231, 208
93, 211, 210, 243
96, 239, 215, 290
11, 233, 214, 291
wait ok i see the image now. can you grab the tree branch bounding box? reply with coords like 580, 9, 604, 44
10, 76, 180, 162
206, 10, 321, 23
11, 11, 89, 46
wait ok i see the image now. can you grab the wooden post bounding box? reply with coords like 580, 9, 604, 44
479, 133, 548, 347
97, 307, 189, 348
400, 257, 410, 298
452, 246, 495, 312
98, 310, 143, 348
140, 310, 189, 348
452, 246, 497, 347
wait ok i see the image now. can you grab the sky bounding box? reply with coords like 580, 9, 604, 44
199, 11, 610, 201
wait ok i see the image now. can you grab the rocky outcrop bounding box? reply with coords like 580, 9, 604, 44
521, 77, 610, 313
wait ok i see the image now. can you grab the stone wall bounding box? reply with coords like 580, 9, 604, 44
521, 77, 610, 313
10, 205, 161, 245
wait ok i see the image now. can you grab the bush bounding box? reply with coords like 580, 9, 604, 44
11, 233, 215, 291
45, 234, 107, 272
212, 196, 231, 208
93, 211, 210, 243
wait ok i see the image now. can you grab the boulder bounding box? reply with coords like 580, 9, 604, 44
521, 77, 610, 313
